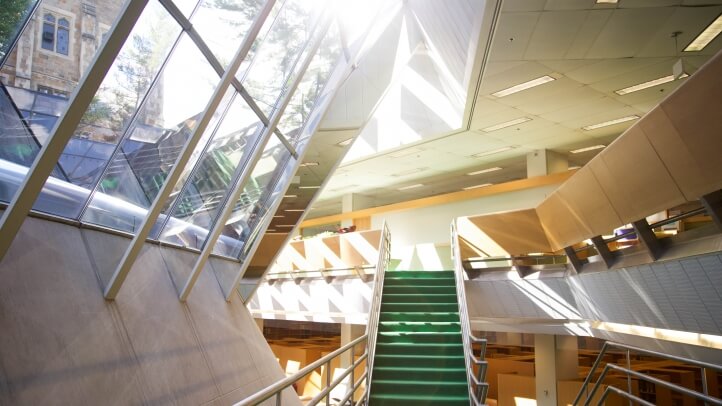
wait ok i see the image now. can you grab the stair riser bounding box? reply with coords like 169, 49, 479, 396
378, 333, 462, 344
369, 396, 469, 406
382, 279, 455, 287
382, 294, 458, 304
381, 303, 459, 313
379, 323, 461, 333
372, 369, 467, 381
372, 382, 468, 396
374, 356, 465, 368
379, 312, 459, 322
383, 286, 457, 295
385, 271, 455, 279
375, 344, 464, 356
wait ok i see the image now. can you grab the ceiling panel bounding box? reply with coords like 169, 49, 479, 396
586, 8, 677, 58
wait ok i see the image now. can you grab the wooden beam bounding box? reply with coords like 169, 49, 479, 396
301, 170, 575, 228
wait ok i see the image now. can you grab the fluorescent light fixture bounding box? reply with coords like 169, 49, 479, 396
568, 165, 581, 170
596, 0, 618, 3
298, 185, 320, 189
389, 147, 424, 158
472, 146, 516, 158
481, 117, 531, 132
299, 161, 319, 167
491, 75, 555, 97
581, 115, 639, 131
467, 167, 502, 176
614, 73, 688, 95
684, 14, 722, 52
266, 229, 276, 232
284, 194, 297, 198
392, 167, 427, 177
398, 184, 423, 191
463, 183, 493, 190
336, 138, 353, 147
570, 145, 605, 154
273, 215, 284, 218
284, 209, 305, 212
276, 225, 295, 228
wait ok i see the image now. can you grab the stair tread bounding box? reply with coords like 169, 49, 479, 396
375, 353, 464, 359
374, 366, 466, 372
374, 379, 467, 386
370, 393, 469, 401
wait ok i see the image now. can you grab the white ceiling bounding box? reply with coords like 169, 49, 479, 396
308, 0, 722, 218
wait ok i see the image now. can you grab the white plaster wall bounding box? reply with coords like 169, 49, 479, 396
371, 184, 559, 270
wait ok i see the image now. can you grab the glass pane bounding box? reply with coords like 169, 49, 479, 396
82, 34, 221, 233
212, 134, 294, 258
239, 0, 323, 117
0, 0, 131, 216
278, 21, 341, 145
159, 92, 263, 249
190, 0, 265, 69
173, 0, 201, 18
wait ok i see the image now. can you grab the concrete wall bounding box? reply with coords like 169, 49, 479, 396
371, 184, 559, 270
0, 216, 300, 406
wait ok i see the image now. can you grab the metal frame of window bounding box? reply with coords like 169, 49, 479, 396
0, 0, 149, 263
177, 6, 333, 302
103, 0, 278, 299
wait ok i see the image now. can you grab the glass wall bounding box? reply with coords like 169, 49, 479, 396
0, 0, 347, 264
0, 0, 39, 62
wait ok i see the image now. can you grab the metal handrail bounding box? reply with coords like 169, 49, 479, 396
234, 334, 368, 406
452, 219, 488, 405
573, 341, 722, 406
266, 265, 375, 280
236, 223, 391, 406
364, 221, 391, 403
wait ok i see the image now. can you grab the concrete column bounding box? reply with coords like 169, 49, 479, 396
527, 150, 568, 178
341, 193, 372, 227
534, 334, 579, 406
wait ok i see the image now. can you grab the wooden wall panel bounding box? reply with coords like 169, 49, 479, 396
556, 166, 622, 238
537, 192, 587, 251
658, 51, 722, 199
593, 125, 687, 224
469, 209, 552, 255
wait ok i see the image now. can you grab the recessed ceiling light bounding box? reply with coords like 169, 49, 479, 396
388, 147, 424, 158
273, 215, 284, 218
472, 146, 516, 158
392, 167, 427, 177
284, 209, 305, 212
284, 194, 297, 198
336, 138, 354, 147
398, 184, 423, 191
467, 167, 502, 176
266, 229, 276, 232
570, 145, 606, 154
276, 225, 295, 228
463, 183, 493, 190
299, 161, 319, 167
481, 117, 531, 132
596, 0, 618, 3
298, 185, 320, 189
614, 73, 688, 95
491, 75, 555, 98
684, 14, 722, 52
581, 115, 639, 131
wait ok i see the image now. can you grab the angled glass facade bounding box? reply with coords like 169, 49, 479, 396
0, 0, 350, 273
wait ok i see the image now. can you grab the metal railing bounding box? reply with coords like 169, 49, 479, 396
572, 341, 722, 406
235, 335, 368, 406
265, 265, 375, 282
451, 220, 489, 406
236, 222, 391, 406
364, 221, 391, 403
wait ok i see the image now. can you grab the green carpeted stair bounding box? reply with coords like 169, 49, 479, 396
369, 270, 469, 405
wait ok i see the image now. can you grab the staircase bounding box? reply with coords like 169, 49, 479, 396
369, 270, 470, 405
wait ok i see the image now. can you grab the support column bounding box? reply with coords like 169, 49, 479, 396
527, 149, 568, 178
341, 193, 372, 229
254, 317, 264, 333
336, 323, 365, 400
535, 334, 579, 406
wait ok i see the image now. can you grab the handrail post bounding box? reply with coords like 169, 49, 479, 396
326, 360, 331, 406
626, 349, 632, 406
702, 367, 710, 406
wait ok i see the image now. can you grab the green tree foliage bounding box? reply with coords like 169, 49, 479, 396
0, 0, 36, 59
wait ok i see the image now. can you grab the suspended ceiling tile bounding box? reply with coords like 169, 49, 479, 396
495, 77, 590, 109
586, 7, 677, 59
480, 61, 553, 95
540, 96, 626, 124
564, 57, 669, 84
565, 9, 614, 59
502, 0, 547, 12
489, 12, 540, 61
516, 84, 605, 116
524, 10, 589, 60
637, 6, 722, 58
539, 59, 598, 74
